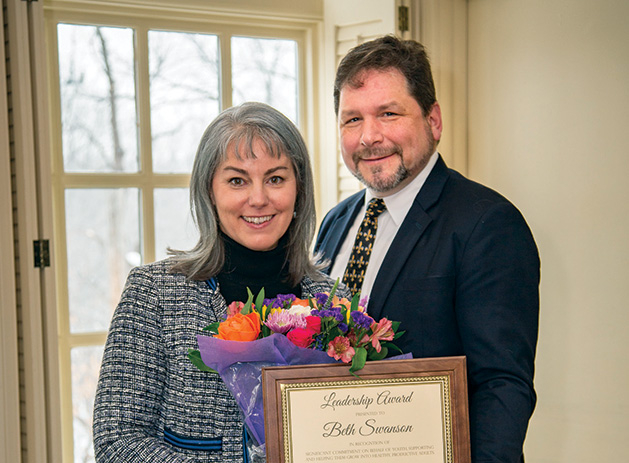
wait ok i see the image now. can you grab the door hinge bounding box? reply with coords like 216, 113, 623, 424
398, 5, 409, 33
33, 239, 50, 268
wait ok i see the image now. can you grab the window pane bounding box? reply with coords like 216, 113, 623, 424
57, 24, 138, 173
65, 189, 141, 333
232, 36, 298, 123
154, 188, 198, 261
71, 345, 103, 463
149, 31, 220, 173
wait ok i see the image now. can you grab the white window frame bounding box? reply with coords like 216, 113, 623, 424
44, 2, 323, 462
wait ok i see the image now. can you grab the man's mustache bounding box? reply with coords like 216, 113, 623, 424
352, 145, 401, 162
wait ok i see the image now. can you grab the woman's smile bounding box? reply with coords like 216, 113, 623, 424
242, 215, 274, 225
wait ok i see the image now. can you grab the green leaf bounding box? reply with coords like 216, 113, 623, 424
393, 330, 406, 340
350, 346, 367, 375
255, 288, 266, 313
350, 292, 361, 312
187, 349, 216, 373
391, 321, 401, 331
368, 346, 388, 360
202, 321, 220, 334
323, 278, 340, 310
330, 326, 344, 340
241, 288, 255, 315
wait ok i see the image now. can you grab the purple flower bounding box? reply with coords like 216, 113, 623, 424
317, 309, 331, 318
319, 307, 343, 321
313, 293, 329, 306
338, 322, 349, 334
277, 294, 297, 306
351, 311, 373, 330
263, 293, 297, 309
263, 298, 281, 309
331, 307, 344, 322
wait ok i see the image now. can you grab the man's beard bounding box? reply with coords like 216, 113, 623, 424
349, 124, 435, 193
351, 147, 410, 193
350, 144, 432, 194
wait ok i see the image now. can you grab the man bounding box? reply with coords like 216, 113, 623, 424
315, 35, 540, 463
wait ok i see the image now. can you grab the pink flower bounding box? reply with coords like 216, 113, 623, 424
227, 301, 245, 317
265, 310, 299, 334
369, 318, 395, 353
327, 336, 355, 363
287, 328, 315, 348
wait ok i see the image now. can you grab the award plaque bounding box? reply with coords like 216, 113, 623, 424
262, 356, 470, 463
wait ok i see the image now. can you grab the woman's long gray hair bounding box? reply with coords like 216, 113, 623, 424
169, 102, 320, 285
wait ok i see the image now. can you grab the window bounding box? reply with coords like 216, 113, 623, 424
46, 4, 314, 462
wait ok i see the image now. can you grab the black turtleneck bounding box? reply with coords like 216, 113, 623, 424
216, 232, 301, 303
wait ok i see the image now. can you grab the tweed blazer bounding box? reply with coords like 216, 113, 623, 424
93, 259, 347, 463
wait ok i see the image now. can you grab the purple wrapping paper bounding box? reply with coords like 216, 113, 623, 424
197, 333, 339, 446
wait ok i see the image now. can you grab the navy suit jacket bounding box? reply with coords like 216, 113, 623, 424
315, 155, 540, 463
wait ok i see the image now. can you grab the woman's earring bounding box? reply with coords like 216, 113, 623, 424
293, 211, 297, 218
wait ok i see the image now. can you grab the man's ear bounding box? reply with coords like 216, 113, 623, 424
427, 102, 443, 142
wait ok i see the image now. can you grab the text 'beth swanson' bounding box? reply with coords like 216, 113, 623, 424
320, 390, 414, 411
322, 419, 414, 438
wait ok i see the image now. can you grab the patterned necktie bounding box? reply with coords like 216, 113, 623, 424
342, 198, 387, 297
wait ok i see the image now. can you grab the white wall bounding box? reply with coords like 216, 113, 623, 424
467, 1, 629, 461
320, 0, 398, 208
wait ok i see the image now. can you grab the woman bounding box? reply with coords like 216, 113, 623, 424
93, 102, 349, 462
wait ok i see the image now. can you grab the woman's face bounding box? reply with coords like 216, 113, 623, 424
211, 139, 298, 251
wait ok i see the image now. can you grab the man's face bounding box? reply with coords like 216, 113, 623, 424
337, 68, 442, 196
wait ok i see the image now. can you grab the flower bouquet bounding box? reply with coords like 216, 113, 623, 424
188, 281, 405, 462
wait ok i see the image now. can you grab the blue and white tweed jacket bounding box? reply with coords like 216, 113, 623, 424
93, 259, 346, 463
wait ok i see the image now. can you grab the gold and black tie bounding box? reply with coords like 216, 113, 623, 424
342, 198, 387, 296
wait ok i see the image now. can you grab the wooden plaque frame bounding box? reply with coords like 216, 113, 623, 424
262, 356, 470, 463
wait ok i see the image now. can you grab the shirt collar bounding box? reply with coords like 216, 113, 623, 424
365, 151, 439, 226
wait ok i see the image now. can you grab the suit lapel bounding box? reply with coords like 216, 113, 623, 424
318, 192, 365, 271
367, 156, 450, 319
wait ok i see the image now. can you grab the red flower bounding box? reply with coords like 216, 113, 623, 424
287, 328, 314, 348
305, 316, 322, 334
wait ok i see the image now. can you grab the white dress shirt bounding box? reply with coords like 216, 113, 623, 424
330, 151, 439, 303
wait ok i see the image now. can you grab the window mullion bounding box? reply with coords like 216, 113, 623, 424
44, 16, 76, 463
135, 25, 156, 264
219, 32, 232, 111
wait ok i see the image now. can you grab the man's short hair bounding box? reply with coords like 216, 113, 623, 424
334, 35, 437, 116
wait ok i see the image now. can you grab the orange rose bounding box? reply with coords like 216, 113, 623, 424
214, 312, 261, 341
292, 297, 311, 306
